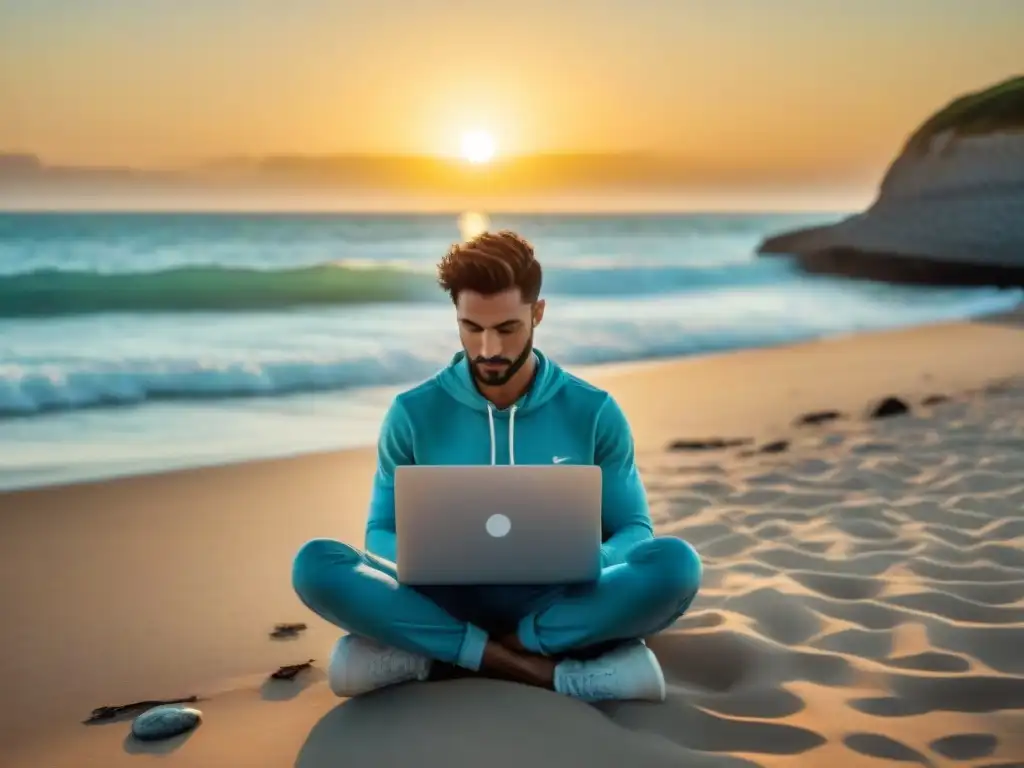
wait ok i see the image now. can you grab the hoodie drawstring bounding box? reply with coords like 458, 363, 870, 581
487, 405, 497, 465
486, 403, 518, 465
508, 405, 517, 465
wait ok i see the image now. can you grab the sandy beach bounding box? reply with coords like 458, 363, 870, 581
1, 310, 1023, 768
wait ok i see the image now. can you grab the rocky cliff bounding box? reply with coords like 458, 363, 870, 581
758, 75, 1024, 286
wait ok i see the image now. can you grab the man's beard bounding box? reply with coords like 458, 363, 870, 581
469, 332, 534, 387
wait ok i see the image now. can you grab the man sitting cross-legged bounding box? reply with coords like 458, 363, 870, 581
291, 230, 702, 702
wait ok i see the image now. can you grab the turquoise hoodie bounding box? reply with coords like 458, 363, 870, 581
364, 349, 654, 571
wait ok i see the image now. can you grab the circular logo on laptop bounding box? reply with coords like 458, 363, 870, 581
485, 513, 511, 538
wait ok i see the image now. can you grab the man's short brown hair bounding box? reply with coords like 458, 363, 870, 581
437, 230, 543, 304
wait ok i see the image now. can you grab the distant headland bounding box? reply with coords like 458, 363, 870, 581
758, 75, 1024, 286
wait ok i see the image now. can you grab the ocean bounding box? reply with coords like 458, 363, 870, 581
1, 211, 1020, 491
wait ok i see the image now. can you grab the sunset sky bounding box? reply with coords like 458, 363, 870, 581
0, 0, 1021, 207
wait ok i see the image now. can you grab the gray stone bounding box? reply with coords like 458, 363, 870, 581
130, 705, 202, 741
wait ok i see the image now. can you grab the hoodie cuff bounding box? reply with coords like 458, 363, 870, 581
457, 624, 488, 671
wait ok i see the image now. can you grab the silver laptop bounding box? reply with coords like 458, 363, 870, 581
394, 465, 603, 585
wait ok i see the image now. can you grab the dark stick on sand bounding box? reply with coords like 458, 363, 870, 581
84, 696, 200, 724
271, 659, 315, 681
270, 622, 308, 639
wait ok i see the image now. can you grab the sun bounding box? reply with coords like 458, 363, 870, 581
460, 130, 496, 164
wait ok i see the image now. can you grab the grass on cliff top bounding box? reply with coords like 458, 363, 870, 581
907, 74, 1024, 151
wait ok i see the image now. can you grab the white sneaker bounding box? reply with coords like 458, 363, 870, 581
554, 640, 667, 702
327, 635, 432, 697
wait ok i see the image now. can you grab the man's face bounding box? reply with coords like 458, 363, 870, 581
457, 288, 545, 387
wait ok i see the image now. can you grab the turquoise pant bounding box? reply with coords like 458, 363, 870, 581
292, 536, 702, 671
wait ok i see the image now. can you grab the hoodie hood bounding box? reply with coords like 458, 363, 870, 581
434, 348, 568, 465
436, 347, 567, 415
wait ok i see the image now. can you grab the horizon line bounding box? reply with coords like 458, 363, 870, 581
0, 148, 704, 171
0, 205, 854, 216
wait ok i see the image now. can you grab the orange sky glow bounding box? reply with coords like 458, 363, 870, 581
1, 0, 1021, 210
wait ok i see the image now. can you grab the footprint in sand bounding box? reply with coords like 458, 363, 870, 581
811, 627, 894, 659
647, 630, 766, 693
843, 733, 934, 766
883, 651, 972, 673
926, 623, 1024, 675
884, 673, 1024, 714
723, 588, 827, 646
929, 733, 998, 761
787, 570, 887, 601
691, 686, 807, 720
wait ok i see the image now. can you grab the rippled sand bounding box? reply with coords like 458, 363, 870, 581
639, 381, 1024, 766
